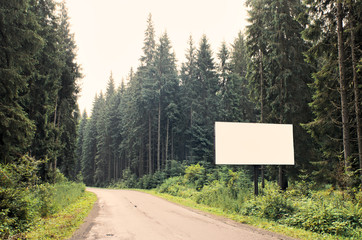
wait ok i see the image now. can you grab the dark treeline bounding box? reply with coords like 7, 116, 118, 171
0, 0, 80, 181
77, 0, 361, 189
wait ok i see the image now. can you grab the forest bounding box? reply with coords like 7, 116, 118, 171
0, 0, 86, 238
0, 0, 361, 239
77, 0, 362, 190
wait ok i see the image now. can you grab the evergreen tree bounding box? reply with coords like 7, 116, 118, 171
0, 0, 43, 163
246, 0, 314, 189
81, 95, 100, 186
94, 92, 107, 186
230, 31, 248, 78
119, 69, 146, 176
153, 32, 179, 169
139, 14, 157, 174
180, 36, 198, 161
218, 38, 256, 123
105, 75, 122, 181
191, 35, 219, 162
75, 110, 87, 176
56, 1, 81, 179
27, 0, 64, 181
303, 0, 362, 187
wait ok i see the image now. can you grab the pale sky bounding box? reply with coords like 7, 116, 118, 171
64, 0, 249, 113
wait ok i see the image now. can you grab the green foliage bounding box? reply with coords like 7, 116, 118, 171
0, 155, 85, 239
242, 182, 295, 220
0, 187, 34, 238
184, 163, 206, 190
166, 160, 185, 177
0, 0, 42, 164
138, 171, 167, 189
157, 176, 199, 199
281, 190, 362, 238
31, 181, 85, 218
154, 166, 362, 239
25, 191, 96, 240
110, 168, 138, 189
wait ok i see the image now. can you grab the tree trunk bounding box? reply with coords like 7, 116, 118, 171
165, 118, 169, 170
171, 127, 174, 160
139, 138, 144, 177
348, 5, 362, 187
157, 101, 161, 171
148, 113, 152, 174
189, 106, 193, 160
337, 1, 352, 179
260, 50, 264, 124
259, 49, 265, 189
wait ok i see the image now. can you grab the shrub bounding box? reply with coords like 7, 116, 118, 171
226, 169, 252, 198
281, 190, 362, 238
184, 163, 206, 190
0, 187, 34, 238
242, 182, 294, 221
0, 156, 40, 238
0, 157, 86, 239
167, 160, 185, 177
157, 176, 198, 198
111, 168, 138, 189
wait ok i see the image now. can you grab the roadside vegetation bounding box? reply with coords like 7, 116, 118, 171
26, 191, 96, 240
2, 0, 362, 239
0, 156, 94, 239
110, 161, 362, 240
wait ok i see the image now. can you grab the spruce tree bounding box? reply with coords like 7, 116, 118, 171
180, 36, 198, 161
219, 38, 255, 123
94, 92, 107, 186
75, 110, 87, 176
81, 95, 100, 186
139, 14, 157, 174
56, 1, 81, 178
246, 0, 314, 189
303, 0, 362, 187
0, 0, 42, 163
191, 35, 219, 162
154, 32, 179, 169
27, 0, 64, 180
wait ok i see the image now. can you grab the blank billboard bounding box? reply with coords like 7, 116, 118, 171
215, 122, 294, 165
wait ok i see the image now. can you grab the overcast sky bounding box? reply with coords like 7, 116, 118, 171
65, 0, 249, 113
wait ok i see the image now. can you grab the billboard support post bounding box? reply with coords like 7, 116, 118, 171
215, 122, 295, 196
254, 165, 259, 196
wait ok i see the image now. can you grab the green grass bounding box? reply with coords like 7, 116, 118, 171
26, 191, 97, 240
143, 189, 354, 240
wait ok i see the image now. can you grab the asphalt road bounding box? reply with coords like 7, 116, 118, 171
70, 188, 295, 240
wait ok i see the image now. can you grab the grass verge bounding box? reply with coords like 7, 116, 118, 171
143, 189, 348, 240
26, 191, 97, 240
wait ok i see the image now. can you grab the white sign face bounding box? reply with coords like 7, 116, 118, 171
215, 122, 294, 165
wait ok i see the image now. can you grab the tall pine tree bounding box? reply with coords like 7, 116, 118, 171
0, 0, 42, 163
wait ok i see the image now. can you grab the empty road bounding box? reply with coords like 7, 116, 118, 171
70, 188, 294, 240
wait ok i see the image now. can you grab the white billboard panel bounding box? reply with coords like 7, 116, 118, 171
215, 122, 294, 165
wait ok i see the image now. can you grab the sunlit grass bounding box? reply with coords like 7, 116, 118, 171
26, 191, 97, 240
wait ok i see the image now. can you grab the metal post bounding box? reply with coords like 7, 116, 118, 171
254, 165, 259, 196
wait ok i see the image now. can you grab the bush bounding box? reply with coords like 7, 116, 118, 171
157, 176, 199, 199
184, 163, 206, 190
0, 156, 86, 239
281, 190, 362, 238
0, 187, 34, 238
194, 180, 238, 211
0, 156, 40, 238
166, 160, 185, 177
110, 168, 138, 189
242, 182, 295, 221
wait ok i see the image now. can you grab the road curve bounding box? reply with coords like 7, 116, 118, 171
70, 188, 295, 240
